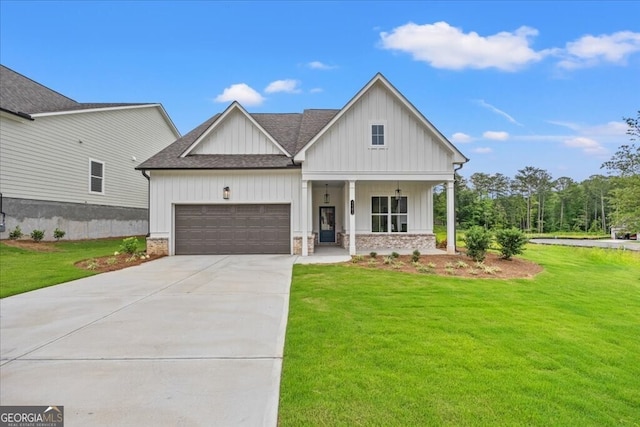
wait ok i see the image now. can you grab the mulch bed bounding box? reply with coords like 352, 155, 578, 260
348, 251, 543, 279
74, 253, 165, 273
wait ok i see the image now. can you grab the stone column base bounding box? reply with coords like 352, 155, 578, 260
146, 237, 169, 256
293, 234, 316, 255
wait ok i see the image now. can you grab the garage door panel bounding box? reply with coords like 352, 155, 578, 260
175, 204, 290, 255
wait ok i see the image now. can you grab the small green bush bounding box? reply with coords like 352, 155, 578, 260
411, 249, 421, 263
119, 237, 139, 255
351, 255, 365, 263
495, 228, 528, 260
369, 252, 377, 258
53, 228, 66, 241
30, 229, 45, 242
391, 252, 400, 259
8, 226, 23, 240
464, 226, 492, 262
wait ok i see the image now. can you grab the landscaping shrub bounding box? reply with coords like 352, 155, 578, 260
30, 229, 45, 242
464, 226, 492, 262
9, 226, 23, 240
119, 237, 139, 255
495, 228, 528, 260
411, 249, 421, 263
391, 252, 400, 259
369, 251, 377, 258
53, 228, 66, 241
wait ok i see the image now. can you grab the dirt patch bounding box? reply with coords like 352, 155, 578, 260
348, 251, 543, 279
2, 240, 61, 252
75, 253, 165, 273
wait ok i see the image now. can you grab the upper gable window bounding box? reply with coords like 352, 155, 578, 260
371, 124, 385, 146
89, 159, 105, 194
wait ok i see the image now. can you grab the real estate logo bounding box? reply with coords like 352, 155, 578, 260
0, 406, 63, 427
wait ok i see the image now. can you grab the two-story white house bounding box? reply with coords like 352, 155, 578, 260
0, 64, 180, 240
138, 73, 468, 256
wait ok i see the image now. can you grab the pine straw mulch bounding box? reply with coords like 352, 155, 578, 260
347, 250, 543, 279
2, 239, 163, 273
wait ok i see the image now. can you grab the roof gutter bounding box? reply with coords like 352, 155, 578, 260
141, 170, 151, 238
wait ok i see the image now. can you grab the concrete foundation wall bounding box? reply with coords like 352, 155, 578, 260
0, 197, 147, 240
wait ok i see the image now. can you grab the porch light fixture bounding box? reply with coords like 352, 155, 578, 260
395, 182, 402, 201
324, 184, 330, 204
223, 186, 230, 200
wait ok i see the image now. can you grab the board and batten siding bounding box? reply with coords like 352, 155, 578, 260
303, 82, 454, 175
190, 109, 281, 155
148, 169, 302, 240
0, 106, 177, 209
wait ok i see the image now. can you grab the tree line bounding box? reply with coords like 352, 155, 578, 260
435, 111, 639, 234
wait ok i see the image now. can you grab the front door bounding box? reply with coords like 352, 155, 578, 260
319, 206, 335, 243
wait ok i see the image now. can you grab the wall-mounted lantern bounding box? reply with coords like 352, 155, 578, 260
223, 186, 230, 200
395, 182, 402, 201
324, 184, 330, 204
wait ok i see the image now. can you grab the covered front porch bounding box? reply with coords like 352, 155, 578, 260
296, 178, 456, 256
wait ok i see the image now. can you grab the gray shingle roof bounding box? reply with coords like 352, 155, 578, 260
137, 109, 339, 170
0, 64, 148, 117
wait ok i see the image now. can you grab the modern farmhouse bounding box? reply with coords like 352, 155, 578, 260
137, 73, 468, 256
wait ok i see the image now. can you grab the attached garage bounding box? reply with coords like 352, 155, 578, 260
174, 204, 290, 255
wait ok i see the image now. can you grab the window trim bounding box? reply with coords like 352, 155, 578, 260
369, 121, 387, 148
89, 158, 105, 195
371, 195, 408, 233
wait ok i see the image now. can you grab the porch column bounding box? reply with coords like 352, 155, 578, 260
301, 180, 308, 256
446, 180, 456, 254
425, 184, 434, 234
349, 180, 356, 255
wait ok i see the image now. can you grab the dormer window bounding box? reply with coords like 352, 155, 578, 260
371, 124, 385, 146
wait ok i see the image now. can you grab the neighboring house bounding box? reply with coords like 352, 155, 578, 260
137, 73, 468, 256
0, 65, 180, 240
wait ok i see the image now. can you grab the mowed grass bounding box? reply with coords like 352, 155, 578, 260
279, 245, 640, 426
0, 238, 129, 298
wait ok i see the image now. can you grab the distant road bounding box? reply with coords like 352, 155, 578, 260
530, 238, 640, 252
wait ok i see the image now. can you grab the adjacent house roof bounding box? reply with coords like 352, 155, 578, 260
137, 109, 340, 170
0, 65, 180, 138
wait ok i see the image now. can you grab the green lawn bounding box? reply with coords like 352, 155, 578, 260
279, 245, 640, 426
0, 238, 134, 298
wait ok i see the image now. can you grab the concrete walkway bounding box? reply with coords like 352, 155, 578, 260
530, 238, 640, 251
1, 255, 296, 426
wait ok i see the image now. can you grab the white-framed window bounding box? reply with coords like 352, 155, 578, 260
370, 122, 386, 146
371, 196, 407, 232
89, 159, 105, 194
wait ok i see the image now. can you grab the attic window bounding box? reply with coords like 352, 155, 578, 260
371, 124, 385, 146
89, 159, 105, 194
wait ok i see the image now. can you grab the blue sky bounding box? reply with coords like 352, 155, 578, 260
1, 1, 638, 182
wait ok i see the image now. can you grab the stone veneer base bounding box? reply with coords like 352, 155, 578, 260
146, 237, 169, 256
293, 234, 316, 255
339, 233, 436, 251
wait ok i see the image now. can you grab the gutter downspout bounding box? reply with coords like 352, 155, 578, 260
141, 170, 150, 238
453, 163, 465, 253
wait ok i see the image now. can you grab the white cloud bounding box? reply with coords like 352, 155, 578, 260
451, 132, 473, 143
309, 87, 324, 94
307, 61, 338, 70
265, 79, 302, 94
564, 137, 607, 155
558, 31, 640, 69
549, 120, 628, 139
380, 21, 550, 71
214, 83, 265, 106
475, 100, 522, 126
473, 147, 493, 154
483, 131, 509, 141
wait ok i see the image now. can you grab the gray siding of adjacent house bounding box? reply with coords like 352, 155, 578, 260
0, 106, 178, 239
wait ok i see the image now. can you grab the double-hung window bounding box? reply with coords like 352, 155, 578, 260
371, 196, 407, 232
371, 124, 385, 146
89, 159, 105, 194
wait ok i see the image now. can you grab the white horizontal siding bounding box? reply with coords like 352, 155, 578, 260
191, 109, 280, 155
149, 169, 302, 237
304, 82, 453, 175
0, 107, 176, 209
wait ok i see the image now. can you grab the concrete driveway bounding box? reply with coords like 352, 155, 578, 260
0, 255, 295, 426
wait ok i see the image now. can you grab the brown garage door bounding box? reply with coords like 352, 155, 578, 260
175, 204, 290, 255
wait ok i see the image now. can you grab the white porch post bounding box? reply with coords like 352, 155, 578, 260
425, 184, 434, 234
446, 180, 456, 254
307, 181, 313, 249
349, 180, 356, 255
301, 180, 308, 256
